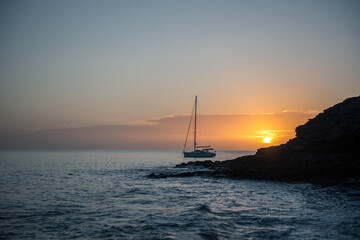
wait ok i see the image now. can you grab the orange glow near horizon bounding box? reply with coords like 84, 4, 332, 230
180, 111, 315, 150
1, 111, 317, 151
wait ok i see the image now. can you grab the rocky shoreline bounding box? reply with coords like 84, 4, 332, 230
150, 96, 360, 182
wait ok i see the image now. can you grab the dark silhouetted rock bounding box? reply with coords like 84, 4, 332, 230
177, 96, 360, 182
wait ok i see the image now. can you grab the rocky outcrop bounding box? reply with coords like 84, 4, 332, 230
174, 96, 360, 182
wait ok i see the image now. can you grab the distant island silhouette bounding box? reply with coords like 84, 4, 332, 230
152, 96, 360, 182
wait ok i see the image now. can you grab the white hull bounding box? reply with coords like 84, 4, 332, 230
183, 151, 216, 158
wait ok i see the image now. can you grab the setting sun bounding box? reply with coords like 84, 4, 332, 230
263, 137, 271, 143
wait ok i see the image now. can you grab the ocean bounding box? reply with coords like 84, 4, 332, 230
0, 150, 359, 239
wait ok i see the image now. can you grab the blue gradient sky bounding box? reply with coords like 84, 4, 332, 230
1, 0, 359, 139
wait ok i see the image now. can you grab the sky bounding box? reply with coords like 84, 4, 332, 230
0, 0, 359, 150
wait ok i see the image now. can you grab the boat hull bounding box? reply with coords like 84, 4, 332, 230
183, 151, 216, 158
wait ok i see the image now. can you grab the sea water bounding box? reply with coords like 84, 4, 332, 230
0, 150, 359, 239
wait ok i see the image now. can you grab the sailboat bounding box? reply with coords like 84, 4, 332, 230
183, 96, 216, 158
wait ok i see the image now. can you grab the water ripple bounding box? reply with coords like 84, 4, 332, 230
1, 150, 360, 239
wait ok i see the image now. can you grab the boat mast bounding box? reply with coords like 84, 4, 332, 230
194, 95, 197, 151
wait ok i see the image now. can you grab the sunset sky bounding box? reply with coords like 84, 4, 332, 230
1, 0, 359, 150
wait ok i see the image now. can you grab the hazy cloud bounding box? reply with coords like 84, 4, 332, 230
0, 112, 317, 150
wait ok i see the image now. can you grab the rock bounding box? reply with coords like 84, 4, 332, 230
177, 96, 360, 182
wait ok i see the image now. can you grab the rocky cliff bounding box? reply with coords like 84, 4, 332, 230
175, 96, 360, 182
